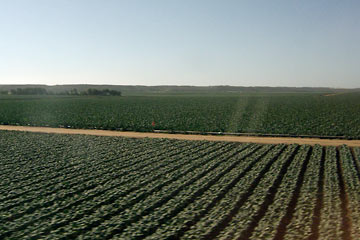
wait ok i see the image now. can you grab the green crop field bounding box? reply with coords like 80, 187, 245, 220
1, 131, 360, 239
0, 92, 359, 138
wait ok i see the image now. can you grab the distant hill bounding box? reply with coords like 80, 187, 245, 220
0, 84, 358, 95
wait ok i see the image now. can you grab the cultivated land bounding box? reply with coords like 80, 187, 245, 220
1, 88, 360, 239
0, 131, 360, 239
0, 92, 359, 138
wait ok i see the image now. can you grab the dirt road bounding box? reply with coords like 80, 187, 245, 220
1, 125, 359, 147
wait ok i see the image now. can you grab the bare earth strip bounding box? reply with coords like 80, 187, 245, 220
323, 92, 345, 97
1, 125, 360, 147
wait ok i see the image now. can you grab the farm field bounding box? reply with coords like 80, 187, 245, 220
1, 130, 360, 239
0, 92, 359, 138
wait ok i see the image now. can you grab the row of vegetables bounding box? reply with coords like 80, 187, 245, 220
1, 131, 360, 239
0, 93, 359, 137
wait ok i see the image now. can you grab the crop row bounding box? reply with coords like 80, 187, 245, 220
0, 137, 176, 196
1, 131, 360, 239
38, 143, 245, 240
1, 139, 218, 238
0, 93, 359, 137
0, 137, 190, 202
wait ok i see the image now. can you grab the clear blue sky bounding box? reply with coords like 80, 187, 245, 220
1, 0, 359, 88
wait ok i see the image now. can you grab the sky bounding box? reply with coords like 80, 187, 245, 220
1, 0, 359, 88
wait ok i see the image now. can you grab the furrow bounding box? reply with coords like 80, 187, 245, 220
0, 141, 212, 238
273, 145, 313, 240
0, 138, 178, 198
180, 144, 288, 239
307, 146, 326, 240
237, 145, 300, 240
336, 147, 352, 240
349, 147, 360, 181
112, 144, 261, 239
45, 143, 242, 240
0, 140, 191, 211
250, 145, 311, 239
282, 145, 324, 240
318, 146, 343, 240
6, 142, 234, 239
0, 135, 148, 183
209, 145, 296, 240
339, 146, 360, 239
144, 144, 275, 239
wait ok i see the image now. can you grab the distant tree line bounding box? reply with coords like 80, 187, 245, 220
1, 88, 121, 96
68, 88, 122, 96
1, 88, 49, 95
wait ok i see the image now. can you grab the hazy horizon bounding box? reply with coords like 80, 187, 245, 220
1, 0, 359, 88
1, 83, 359, 91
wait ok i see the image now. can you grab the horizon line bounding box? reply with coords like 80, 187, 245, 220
0, 84, 358, 90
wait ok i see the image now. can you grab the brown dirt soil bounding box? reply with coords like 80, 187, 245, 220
1, 125, 359, 147
323, 92, 344, 97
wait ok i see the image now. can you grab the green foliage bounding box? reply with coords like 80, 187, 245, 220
1, 87, 122, 96
9, 88, 49, 95
0, 93, 359, 137
78, 88, 122, 96
1, 131, 360, 239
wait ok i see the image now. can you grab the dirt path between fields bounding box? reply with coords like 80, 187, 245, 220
1, 125, 360, 147
323, 92, 345, 97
